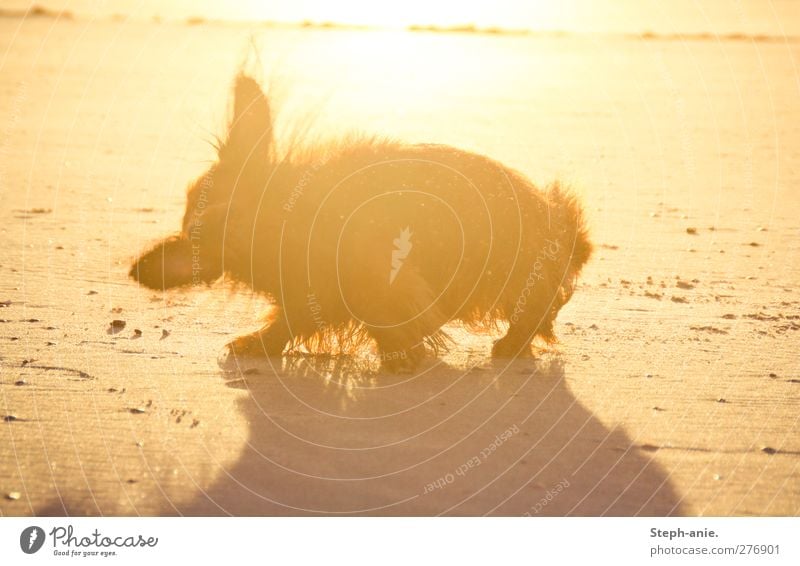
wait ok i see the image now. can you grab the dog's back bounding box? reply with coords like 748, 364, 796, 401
234, 138, 591, 360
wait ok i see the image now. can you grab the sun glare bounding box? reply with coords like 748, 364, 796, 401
237, 0, 563, 30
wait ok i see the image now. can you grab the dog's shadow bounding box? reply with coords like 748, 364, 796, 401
182, 352, 683, 516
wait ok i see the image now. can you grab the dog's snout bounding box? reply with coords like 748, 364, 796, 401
130, 236, 198, 290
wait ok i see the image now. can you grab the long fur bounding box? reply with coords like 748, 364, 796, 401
130, 72, 593, 369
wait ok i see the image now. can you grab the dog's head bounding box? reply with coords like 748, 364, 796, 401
130, 74, 274, 290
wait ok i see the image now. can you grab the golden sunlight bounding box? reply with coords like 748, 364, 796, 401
1, 0, 799, 534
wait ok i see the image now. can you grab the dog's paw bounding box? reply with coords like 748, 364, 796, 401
218, 333, 271, 369
491, 336, 534, 359
225, 333, 267, 356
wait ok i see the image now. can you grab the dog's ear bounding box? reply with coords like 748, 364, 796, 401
220, 73, 274, 166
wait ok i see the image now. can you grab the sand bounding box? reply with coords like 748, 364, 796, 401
0, 16, 798, 516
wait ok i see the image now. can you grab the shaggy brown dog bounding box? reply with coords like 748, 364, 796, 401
130, 73, 592, 371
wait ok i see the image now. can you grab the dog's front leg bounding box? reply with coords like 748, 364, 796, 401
225, 314, 291, 358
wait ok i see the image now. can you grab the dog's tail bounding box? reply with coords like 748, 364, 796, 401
546, 181, 593, 275
531, 181, 592, 344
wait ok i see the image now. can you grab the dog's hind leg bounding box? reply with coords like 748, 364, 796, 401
491, 324, 536, 358
492, 302, 557, 359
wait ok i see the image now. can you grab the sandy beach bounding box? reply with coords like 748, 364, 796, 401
1, 14, 798, 516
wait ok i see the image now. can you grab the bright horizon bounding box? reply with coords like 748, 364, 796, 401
4, 0, 800, 36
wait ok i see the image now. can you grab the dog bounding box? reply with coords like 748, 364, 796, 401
130, 73, 592, 372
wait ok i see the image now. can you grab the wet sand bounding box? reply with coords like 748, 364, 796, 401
1, 17, 798, 516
